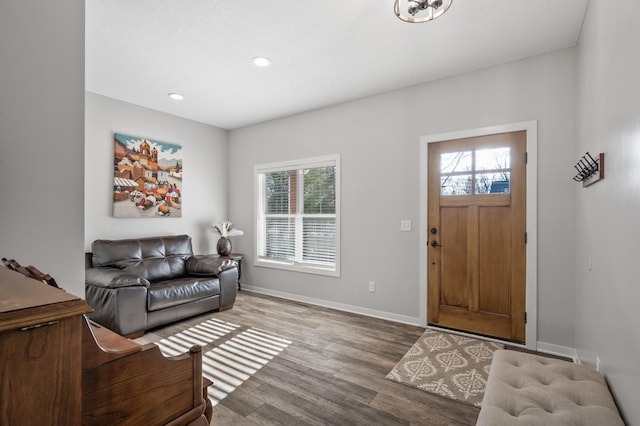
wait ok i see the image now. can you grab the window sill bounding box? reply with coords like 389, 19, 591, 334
255, 259, 340, 278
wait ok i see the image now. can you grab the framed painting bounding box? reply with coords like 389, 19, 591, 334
112, 133, 183, 218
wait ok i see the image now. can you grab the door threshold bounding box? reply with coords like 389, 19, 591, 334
427, 323, 526, 348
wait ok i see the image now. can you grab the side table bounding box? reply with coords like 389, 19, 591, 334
215, 253, 243, 291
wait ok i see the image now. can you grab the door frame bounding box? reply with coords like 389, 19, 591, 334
419, 121, 538, 350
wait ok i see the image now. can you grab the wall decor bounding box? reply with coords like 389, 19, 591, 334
112, 133, 183, 218
572, 152, 604, 187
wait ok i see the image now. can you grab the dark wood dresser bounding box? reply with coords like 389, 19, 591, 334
0, 266, 92, 425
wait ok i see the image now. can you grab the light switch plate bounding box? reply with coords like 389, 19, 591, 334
400, 220, 412, 231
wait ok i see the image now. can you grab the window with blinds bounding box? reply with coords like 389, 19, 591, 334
255, 155, 340, 276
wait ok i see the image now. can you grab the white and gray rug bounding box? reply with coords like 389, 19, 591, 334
386, 328, 503, 407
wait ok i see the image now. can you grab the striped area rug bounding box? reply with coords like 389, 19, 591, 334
386, 328, 503, 407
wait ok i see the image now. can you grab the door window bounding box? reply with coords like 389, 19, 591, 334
440, 147, 511, 195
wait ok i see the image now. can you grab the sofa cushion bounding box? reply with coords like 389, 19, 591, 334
92, 235, 193, 282
147, 276, 220, 311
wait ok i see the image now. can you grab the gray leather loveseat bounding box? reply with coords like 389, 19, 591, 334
85, 234, 238, 336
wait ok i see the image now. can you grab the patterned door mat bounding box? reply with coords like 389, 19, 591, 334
386, 328, 503, 407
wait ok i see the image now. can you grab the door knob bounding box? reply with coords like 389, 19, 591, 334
430, 240, 442, 247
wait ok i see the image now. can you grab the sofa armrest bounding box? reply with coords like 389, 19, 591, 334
218, 266, 238, 309
186, 255, 237, 277
186, 255, 238, 309
85, 267, 149, 335
85, 267, 150, 289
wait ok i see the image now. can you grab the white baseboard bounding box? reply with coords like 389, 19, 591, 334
241, 285, 579, 362
536, 341, 579, 363
240, 285, 422, 327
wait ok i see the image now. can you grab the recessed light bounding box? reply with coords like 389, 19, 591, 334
251, 56, 271, 67
168, 93, 184, 100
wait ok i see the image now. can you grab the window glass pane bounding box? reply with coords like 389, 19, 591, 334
476, 147, 510, 171
440, 151, 472, 173
265, 217, 295, 261
441, 175, 472, 195
476, 172, 511, 194
303, 217, 336, 265
303, 166, 335, 214
265, 171, 292, 214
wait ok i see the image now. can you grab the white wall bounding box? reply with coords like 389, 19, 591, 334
0, 0, 85, 297
85, 92, 229, 259
229, 48, 577, 347
575, 1, 640, 423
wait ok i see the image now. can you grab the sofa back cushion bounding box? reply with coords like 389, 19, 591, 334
91, 235, 193, 282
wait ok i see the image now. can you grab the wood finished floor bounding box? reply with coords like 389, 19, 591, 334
141, 291, 483, 426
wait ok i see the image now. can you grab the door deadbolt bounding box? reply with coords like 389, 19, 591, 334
430, 227, 438, 235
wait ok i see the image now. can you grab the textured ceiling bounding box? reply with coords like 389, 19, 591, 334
86, 0, 589, 130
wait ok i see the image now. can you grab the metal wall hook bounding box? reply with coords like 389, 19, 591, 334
573, 152, 604, 187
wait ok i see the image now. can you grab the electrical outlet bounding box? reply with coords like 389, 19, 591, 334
596, 356, 601, 372
368, 281, 375, 292
400, 220, 412, 232
588, 258, 593, 272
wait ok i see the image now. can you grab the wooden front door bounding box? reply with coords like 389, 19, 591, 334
427, 131, 526, 343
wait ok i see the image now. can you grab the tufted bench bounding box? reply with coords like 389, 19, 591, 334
476, 350, 624, 426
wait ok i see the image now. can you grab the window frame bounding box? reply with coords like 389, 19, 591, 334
254, 154, 341, 277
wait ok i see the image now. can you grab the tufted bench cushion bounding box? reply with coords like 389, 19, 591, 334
476, 350, 624, 426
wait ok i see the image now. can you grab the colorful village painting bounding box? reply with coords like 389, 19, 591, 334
113, 133, 183, 218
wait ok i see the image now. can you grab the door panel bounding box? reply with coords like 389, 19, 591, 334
478, 206, 510, 315
428, 131, 526, 343
440, 207, 468, 309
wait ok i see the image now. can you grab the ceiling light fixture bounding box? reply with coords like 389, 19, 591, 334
251, 56, 271, 67
168, 92, 184, 100
394, 0, 453, 23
